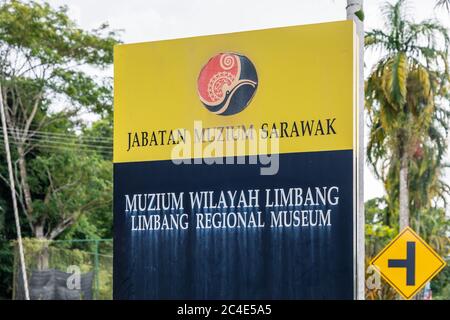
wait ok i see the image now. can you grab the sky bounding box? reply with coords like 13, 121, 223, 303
45, 0, 450, 202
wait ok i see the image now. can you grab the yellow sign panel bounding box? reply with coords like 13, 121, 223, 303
371, 227, 446, 300
113, 20, 357, 163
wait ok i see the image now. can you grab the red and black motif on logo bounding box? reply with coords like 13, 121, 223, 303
197, 53, 258, 116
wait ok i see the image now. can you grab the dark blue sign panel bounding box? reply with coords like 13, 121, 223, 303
114, 151, 354, 299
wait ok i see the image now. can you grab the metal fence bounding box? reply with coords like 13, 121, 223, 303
12, 238, 112, 300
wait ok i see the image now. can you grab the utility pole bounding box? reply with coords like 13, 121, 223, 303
346, 0, 365, 300
0, 84, 30, 300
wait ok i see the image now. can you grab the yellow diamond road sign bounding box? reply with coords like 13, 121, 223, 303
371, 227, 447, 300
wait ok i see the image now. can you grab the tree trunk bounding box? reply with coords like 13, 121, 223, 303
35, 224, 49, 270
17, 144, 34, 216
347, 0, 365, 300
399, 152, 409, 231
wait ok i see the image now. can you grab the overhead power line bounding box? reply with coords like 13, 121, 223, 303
4, 133, 113, 147
1, 140, 113, 155
1, 126, 113, 142
0, 132, 113, 150
4, 139, 113, 156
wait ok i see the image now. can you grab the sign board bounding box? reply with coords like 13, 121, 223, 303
113, 20, 359, 299
371, 227, 446, 300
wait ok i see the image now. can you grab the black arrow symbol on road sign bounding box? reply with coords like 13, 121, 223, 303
388, 241, 416, 286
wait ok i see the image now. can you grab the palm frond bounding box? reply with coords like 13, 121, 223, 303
365, 0, 450, 225
365, 29, 391, 50
435, 0, 450, 11
382, 53, 408, 108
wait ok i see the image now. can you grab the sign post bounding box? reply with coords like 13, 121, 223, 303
113, 21, 360, 299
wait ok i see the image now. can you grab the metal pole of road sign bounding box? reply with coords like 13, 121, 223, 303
0, 84, 30, 300
346, 0, 365, 300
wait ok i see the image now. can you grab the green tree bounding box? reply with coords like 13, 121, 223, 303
436, 0, 450, 11
0, 0, 119, 270
365, 0, 450, 230
364, 198, 398, 300
0, 196, 15, 299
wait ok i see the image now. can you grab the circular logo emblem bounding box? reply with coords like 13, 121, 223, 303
197, 53, 258, 116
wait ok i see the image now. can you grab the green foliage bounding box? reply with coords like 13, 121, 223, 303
0, 1, 115, 63
27, 148, 112, 239
365, 198, 398, 300
0, 187, 15, 299
365, 198, 396, 259
0, 0, 120, 114
0, 242, 13, 299
80, 114, 113, 162
432, 261, 450, 300
435, 0, 450, 11
354, 9, 364, 22
0, 0, 119, 239
0, 0, 118, 299
412, 207, 450, 256
365, 0, 450, 219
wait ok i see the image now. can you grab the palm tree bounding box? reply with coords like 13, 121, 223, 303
365, 0, 450, 231
436, 0, 450, 11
